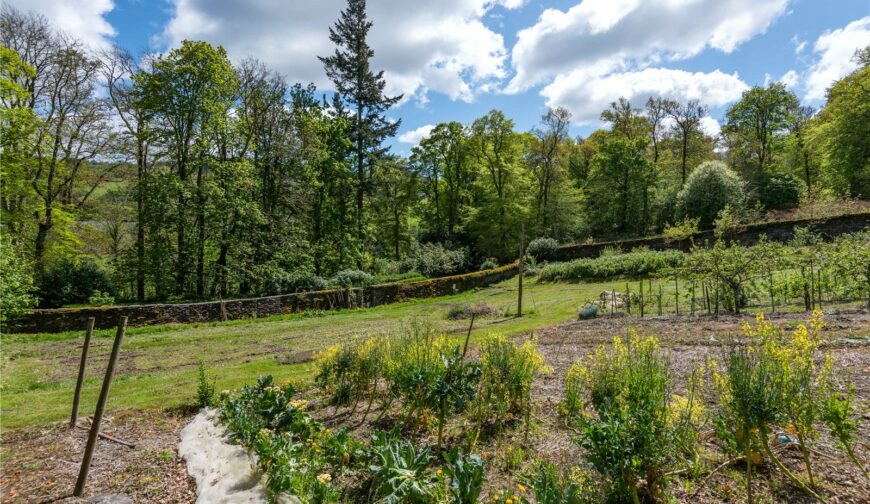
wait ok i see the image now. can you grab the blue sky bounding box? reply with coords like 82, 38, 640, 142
13, 0, 870, 152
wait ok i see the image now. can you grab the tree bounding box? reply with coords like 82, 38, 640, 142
724, 83, 798, 177
371, 156, 416, 259
468, 110, 527, 258
136, 40, 237, 295
808, 47, 869, 198
666, 99, 708, 184
529, 107, 571, 233
319, 0, 402, 260
101, 48, 163, 301
410, 121, 473, 243
601, 97, 648, 141
585, 135, 652, 236
676, 161, 745, 229
787, 105, 817, 188
0, 234, 36, 321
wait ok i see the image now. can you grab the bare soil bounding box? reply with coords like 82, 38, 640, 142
3, 309, 868, 503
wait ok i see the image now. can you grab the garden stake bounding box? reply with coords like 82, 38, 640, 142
691, 280, 695, 316
461, 313, 476, 359
74, 316, 127, 497
817, 269, 823, 309
626, 283, 631, 315
674, 278, 679, 315
70, 317, 95, 428
658, 285, 662, 316
639, 280, 644, 317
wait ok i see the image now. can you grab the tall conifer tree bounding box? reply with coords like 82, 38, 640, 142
320, 0, 402, 261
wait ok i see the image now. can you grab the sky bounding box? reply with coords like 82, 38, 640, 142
9, 0, 870, 152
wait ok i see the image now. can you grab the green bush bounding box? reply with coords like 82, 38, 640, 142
676, 161, 746, 228
411, 242, 469, 277
571, 333, 703, 502
539, 248, 684, 281
0, 236, 36, 320
330, 269, 374, 288
282, 272, 328, 293
37, 259, 114, 308
196, 361, 215, 408
757, 171, 803, 210
526, 237, 559, 261
479, 258, 498, 270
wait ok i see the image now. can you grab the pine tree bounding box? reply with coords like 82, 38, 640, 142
319, 0, 402, 263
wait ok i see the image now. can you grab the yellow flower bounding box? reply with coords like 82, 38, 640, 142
517, 484, 526, 492
317, 473, 332, 484
505, 499, 513, 504
290, 399, 308, 410
436, 469, 443, 475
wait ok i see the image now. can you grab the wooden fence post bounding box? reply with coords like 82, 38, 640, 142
626, 283, 631, 315
658, 285, 662, 316
639, 280, 644, 317
517, 222, 524, 318
674, 278, 679, 316
70, 317, 95, 428
74, 316, 127, 497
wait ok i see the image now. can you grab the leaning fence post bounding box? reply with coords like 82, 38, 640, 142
70, 317, 95, 428
74, 316, 127, 497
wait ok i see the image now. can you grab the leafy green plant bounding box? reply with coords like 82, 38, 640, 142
662, 217, 699, 242
470, 334, 548, 444
569, 332, 702, 503
331, 269, 375, 288
444, 447, 486, 504
88, 290, 115, 306
196, 360, 215, 408
819, 354, 869, 482
480, 258, 499, 270
519, 461, 597, 504
0, 235, 36, 321
540, 249, 684, 282
368, 430, 436, 503
37, 259, 114, 308
675, 160, 745, 229
526, 237, 559, 261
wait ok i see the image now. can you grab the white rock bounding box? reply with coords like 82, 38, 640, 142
179, 408, 270, 504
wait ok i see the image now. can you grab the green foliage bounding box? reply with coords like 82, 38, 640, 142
88, 291, 115, 306
409, 242, 470, 278
0, 235, 36, 320
662, 217, 699, 242
526, 237, 559, 261
196, 361, 215, 408
331, 269, 375, 288
276, 273, 329, 294
818, 354, 869, 481
471, 335, 547, 439
570, 333, 702, 502
676, 161, 746, 228
479, 258, 498, 271
37, 259, 113, 308
444, 447, 486, 504
756, 171, 804, 210
519, 461, 597, 504
540, 248, 684, 282
368, 430, 436, 503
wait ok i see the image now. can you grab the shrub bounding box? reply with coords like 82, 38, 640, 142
676, 161, 745, 229
315, 335, 388, 411
570, 332, 703, 502
470, 334, 548, 443
0, 236, 36, 320
37, 258, 113, 308
88, 290, 115, 306
662, 217, 699, 242
757, 171, 803, 210
526, 237, 559, 261
412, 242, 470, 278
711, 313, 827, 502
282, 272, 328, 293
330, 269, 374, 288
539, 249, 684, 282
479, 258, 498, 271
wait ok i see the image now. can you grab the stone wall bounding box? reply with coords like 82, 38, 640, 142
6, 262, 520, 333
553, 211, 869, 262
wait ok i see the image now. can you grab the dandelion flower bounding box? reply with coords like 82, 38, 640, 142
517, 484, 526, 492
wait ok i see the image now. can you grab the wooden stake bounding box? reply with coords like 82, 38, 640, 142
517, 222, 524, 318
658, 285, 663, 316
674, 278, 679, 316
71, 317, 95, 428
639, 280, 644, 317
74, 316, 127, 497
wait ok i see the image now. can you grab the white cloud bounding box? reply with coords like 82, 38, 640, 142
4, 0, 116, 49
541, 67, 748, 125
699, 116, 722, 137
161, 0, 520, 103
779, 69, 799, 89
398, 124, 435, 144
804, 17, 870, 101
507, 0, 790, 93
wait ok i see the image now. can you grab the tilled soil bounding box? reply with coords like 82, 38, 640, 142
1, 410, 196, 503
3, 309, 868, 503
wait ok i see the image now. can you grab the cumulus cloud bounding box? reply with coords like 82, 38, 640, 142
4, 0, 116, 49
779, 69, 800, 89
161, 0, 520, 103
541, 67, 748, 125
804, 16, 870, 101
398, 124, 435, 144
507, 0, 790, 93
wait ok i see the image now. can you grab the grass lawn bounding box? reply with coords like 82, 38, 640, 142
1, 273, 857, 430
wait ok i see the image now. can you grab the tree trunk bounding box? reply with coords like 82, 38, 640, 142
136, 145, 146, 302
